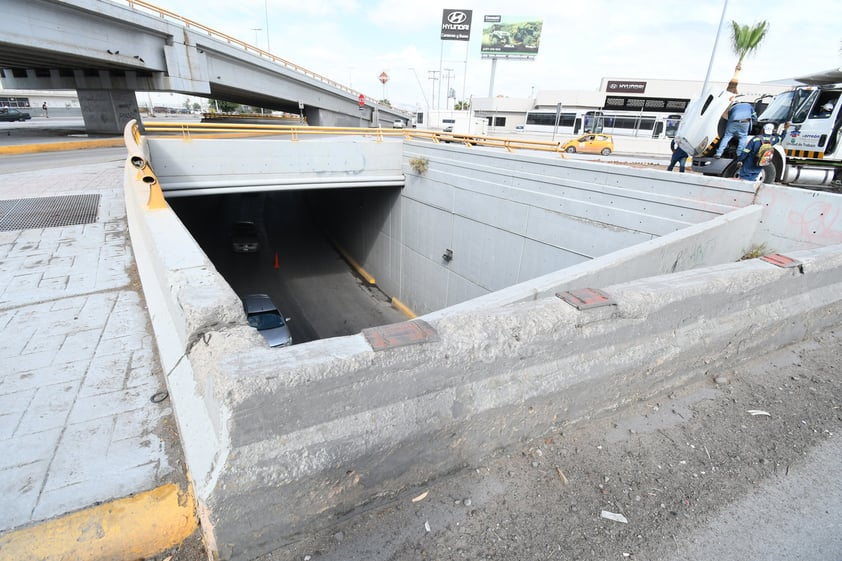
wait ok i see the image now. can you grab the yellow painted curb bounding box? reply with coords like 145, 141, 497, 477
0, 483, 197, 561
0, 138, 124, 155
391, 297, 417, 319
331, 240, 376, 285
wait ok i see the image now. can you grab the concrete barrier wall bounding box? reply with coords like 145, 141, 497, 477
146, 136, 404, 193
122, 157, 247, 555
188, 242, 842, 561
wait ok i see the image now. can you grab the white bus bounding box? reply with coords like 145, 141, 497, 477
522, 95, 690, 139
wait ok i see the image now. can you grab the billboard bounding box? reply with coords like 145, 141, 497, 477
480, 15, 543, 56
441, 9, 473, 41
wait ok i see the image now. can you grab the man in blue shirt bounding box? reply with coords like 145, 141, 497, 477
667, 138, 689, 172
714, 100, 756, 158
737, 123, 780, 181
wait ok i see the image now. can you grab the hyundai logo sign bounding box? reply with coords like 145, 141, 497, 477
441, 9, 472, 41
447, 11, 468, 24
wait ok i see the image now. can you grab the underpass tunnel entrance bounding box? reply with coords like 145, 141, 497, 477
167, 187, 406, 346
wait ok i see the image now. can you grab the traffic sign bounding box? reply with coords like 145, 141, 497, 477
358, 94, 365, 107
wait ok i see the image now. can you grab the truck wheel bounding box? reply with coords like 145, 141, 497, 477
725, 162, 741, 179
760, 162, 777, 184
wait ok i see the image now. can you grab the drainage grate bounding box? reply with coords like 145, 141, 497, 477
0, 194, 101, 231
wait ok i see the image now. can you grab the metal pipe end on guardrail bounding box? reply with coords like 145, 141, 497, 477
139, 168, 168, 210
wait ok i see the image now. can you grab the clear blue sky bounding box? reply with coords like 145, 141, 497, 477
140, 0, 841, 111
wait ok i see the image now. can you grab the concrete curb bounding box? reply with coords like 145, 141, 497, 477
0, 138, 123, 155
0, 484, 196, 561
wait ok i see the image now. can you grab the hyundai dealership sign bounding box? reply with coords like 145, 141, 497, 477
441, 9, 473, 41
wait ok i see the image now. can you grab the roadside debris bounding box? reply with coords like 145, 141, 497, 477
555, 465, 569, 485
600, 510, 629, 524
747, 409, 771, 417
412, 490, 429, 503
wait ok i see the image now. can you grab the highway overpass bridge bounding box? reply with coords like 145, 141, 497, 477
0, 0, 411, 133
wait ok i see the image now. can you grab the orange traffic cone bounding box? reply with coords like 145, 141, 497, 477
274, 252, 280, 269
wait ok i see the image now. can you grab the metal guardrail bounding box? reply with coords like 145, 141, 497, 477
138, 122, 569, 157
122, 0, 399, 114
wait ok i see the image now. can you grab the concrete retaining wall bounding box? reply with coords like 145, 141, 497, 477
322, 141, 760, 316
754, 184, 842, 252
124, 129, 842, 560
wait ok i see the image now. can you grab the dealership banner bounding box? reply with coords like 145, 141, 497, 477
441, 9, 473, 41
480, 15, 543, 55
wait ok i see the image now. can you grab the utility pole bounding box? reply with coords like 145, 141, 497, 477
428, 70, 440, 111
444, 68, 454, 110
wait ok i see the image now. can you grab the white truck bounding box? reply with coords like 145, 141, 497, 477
675, 68, 842, 187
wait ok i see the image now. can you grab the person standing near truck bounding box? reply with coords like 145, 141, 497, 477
736, 123, 780, 181
714, 100, 756, 158
667, 138, 689, 172
41, 102, 48, 118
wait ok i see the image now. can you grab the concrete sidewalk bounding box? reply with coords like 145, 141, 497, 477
0, 156, 197, 559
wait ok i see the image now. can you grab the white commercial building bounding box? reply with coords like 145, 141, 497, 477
423, 77, 791, 139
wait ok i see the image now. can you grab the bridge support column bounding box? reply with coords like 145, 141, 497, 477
305, 106, 372, 128
77, 89, 141, 135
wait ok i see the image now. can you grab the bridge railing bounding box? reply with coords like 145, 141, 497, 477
138, 122, 569, 157
123, 0, 385, 110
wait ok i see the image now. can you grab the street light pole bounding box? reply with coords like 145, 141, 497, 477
250, 28, 262, 48
264, 0, 271, 52
702, 0, 728, 96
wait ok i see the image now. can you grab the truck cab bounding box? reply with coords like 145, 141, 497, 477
678, 69, 842, 187
678, 90, 773, 180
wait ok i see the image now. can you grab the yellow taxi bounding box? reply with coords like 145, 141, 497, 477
561, 133, 614, 155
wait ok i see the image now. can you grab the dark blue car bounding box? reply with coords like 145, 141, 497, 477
0, 108, 32, 122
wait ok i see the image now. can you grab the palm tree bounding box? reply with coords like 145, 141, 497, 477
726, 20, 770, 94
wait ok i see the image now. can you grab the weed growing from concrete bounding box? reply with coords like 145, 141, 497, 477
740, 242, 770, 260
409, 157, 429, 174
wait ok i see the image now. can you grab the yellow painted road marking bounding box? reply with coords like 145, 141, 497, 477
0, 139, 124, 155
0, 484, 197, 561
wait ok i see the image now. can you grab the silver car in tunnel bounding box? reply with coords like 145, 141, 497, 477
243, 294, 292, 347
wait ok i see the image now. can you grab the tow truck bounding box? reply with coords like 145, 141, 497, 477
675, 68, 842, 187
